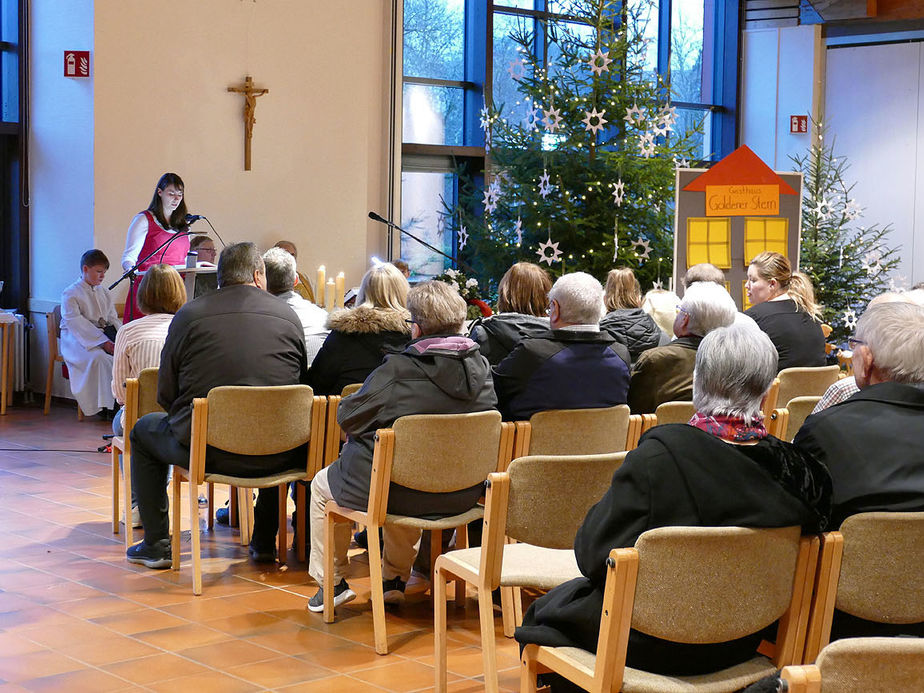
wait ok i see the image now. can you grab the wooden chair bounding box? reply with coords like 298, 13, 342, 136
767, 395, 821, 441
111, 367, 163, 548
323, 410, 515, 654
44, 307, 82, 419
512, 405, 634, 458
653, 400, 695, 425
434, 452, 627, 693
322, 382, 364, 468
0, 315, 14, 415
171, 384, 327, 594
802, 511, 924, 664
782, 637, 924, 692
775, 366, 841, 412
521, 526, 818, 693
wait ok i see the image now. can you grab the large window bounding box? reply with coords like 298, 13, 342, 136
0, 0, 25, 312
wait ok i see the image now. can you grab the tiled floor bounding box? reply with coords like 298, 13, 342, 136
0, 404, 522, 692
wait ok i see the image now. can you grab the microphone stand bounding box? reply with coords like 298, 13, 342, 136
369, 213, 476, 275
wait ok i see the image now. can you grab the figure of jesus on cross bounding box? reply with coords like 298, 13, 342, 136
228, 75, 269, 171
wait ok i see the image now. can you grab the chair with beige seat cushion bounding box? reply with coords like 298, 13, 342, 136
434, 452, 627, 693
171, 384, 327, 594
111, 367, 164, 548
512, 405, 634, 459
44, 307, 82, 419
802, 511, 924, 664
521, 526, 818, 693
782, 637, 924, 692
653, 401, 695, 426
775, 366, 840, 412
767, 395, 821, 441
323, 410, 515, 654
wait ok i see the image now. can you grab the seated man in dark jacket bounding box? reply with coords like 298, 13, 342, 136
492, 271, 631, 421
307, 280, 497, 611
794, 301, 924, 640
628, 281, 737, 414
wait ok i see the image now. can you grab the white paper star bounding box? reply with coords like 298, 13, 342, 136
637, 132, 656, 158
861, 251, 883, 277
652, 279, 664, 290
458, 225, 469, 250
479, 106, 491, 132
674, 156, 691, 169
514, 216, 523, 245
844, 198, 862, 221
536, 237, 562, 266
657, 105, 678, 127
624, 103, 645, 127
611, 179, 625, 206
526, 104, 542, 132
482, 183, 499, 214
889, 273, 907, 292
582, 107, 608, 135
842, 307, 857, 331
543, 106, 563, 133
632, 236, 651, 261
814, 196, 834, 220
507, 58, 526, 81
538, 169, 553, 199
587, 49, 612, 76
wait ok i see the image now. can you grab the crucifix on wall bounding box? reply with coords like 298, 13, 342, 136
227, 75, 269, 171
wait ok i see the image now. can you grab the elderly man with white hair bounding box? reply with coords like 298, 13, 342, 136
263, 247, 329, 364
492, 271, 631, 421
628, 281, 738, 414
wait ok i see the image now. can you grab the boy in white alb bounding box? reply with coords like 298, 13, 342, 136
59, 249, 121, 416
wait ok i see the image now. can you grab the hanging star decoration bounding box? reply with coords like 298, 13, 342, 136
657, 105, 678, 128
814, 196, 834, 220
536, 236, 563, 266
507, 57, 526, 81
525, 103, 542, 132
637, 132, 656, 158
587, 49, 612, 76
543, 105, 563, 133
632, 236, 652, 261
514, 216, 523, 245
458, 225, 469, 250
624, 103, 645, 127
436, 213, 446, 237
844, 198, 863, 221
889, 273, 907, 292
611, 179, 625, 207
538, 169, 554, 199
479, 105, 491, 132
861, 250, 883, 276
652, 279, 664, 290
482, 188, 498, 214
674, 156, 691, 169
581, 107, 608, 135
842, 307, 857, 331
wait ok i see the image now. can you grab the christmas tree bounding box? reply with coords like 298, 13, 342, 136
447, 0, 702, 296
791, 122, 901, 343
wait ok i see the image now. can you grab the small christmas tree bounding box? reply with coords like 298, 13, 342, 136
792, 122, 900, 343
447, 0, 701, 297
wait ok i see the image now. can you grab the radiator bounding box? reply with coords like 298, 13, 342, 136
1, 311, 25, 392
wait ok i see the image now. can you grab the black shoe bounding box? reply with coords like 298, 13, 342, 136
216, 506, 230, 525
248, 542, 276, 563
382, 577, 407, 605
353, 528, 367, 549
126, 538, 172, 569
307, 579, 356, 613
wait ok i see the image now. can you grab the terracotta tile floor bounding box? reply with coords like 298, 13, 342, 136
0, 404, 522, 692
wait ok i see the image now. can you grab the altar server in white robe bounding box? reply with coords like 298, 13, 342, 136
60, 249, 122, 416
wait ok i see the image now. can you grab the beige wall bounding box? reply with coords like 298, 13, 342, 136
93, 0, 393, 302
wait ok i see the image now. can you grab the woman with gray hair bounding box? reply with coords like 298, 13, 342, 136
516, 323, 832, 685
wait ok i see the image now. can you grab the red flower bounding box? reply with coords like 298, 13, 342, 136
467, 298, 493, 317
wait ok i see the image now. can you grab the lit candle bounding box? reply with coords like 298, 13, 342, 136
335, 272, 345, 308
325, 279, 335, 311
316, 265, 326, 306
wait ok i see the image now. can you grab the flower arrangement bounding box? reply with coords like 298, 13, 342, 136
435, 268, 493, 319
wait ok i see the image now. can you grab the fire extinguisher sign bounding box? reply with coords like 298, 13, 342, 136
64, 51, 90, 78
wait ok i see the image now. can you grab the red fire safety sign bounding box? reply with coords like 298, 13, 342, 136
64, 51, 90, 78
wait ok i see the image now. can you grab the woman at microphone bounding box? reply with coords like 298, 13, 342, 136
120, 173, 191, 322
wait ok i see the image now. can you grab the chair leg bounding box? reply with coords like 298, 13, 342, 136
44, 360, 54, 415
434, 562, 450, 692
123, 449, 134, 550
520, 645, 541, 693
367, 521, 389, 655
230, 487, 239, 528
277, 484, 288, 565
77, 404, 83, 421
191, 481, 202, 595
296, 482, 307, 563
237, 487, 252, 546
171, 476, 182, 571
323, 511, 337, 624
501, 587, 518, 637
454, 524, 469, 606
111, 445, 120, 535
206, 482, 214, 530
478, 582, 501, 693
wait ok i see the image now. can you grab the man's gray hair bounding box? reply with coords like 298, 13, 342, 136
681, 281, 737, 336
693, 323, 778, 422
217, 242, 264, 288
549, 272, 605, 325
683, 263, 726, 289
856, 302, 924, 384
262, 247, 296, 296
408, 280, 467, 335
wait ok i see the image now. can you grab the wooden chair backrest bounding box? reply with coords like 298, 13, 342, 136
522, 405, 631, 456
504, 453, 627, 549
389, 410, 502, 492
341, 382, 362, 398
632, 526, 804, 645
46, 309, 61, 360
836, 511, 924, 623
782, 396, 820, 440
777, 366, 840, 410
815, 637, 924, 692
653, 401, 695, 426
136, 367, 163, 418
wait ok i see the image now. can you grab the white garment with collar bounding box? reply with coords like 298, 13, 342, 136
278, 290, 330, 365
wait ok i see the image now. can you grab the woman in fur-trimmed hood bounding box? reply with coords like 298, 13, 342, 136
307, 263, 411, 396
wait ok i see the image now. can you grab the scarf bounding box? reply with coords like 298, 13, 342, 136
688, 412, 768, 443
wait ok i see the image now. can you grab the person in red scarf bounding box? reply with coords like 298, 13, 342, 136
120, 173, 191, 322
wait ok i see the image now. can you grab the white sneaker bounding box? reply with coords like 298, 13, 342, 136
131, 506, 142, 528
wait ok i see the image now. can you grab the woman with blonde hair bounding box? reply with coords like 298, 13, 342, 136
745, 251, 825, 369
600, 267, 668, 363
469, 261, 552, 365
307, 263, 411, 395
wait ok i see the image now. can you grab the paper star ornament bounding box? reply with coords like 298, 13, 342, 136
624, 104, 645, 126
611, 179, 625, 206
536, 237, 562, 266
582, 107, 608, 135
637, 132, 656, 158
587, 49, 612, 76
814, 196, 834, 219
507, 58, 526, 80
844, 198, 862, 221
458, 225, 469, 250
861, 250, 882, 276
842, 307, 857, 331
652, 279, 664, 290
632, 236, 651, 261
543, 106, 563, 133
674, 156, 691, 170
538, 169, 554, 199
479, 106, 491, 132
525, 104, 542, 132
514, 217, 523, 245
889, 273, 907, 292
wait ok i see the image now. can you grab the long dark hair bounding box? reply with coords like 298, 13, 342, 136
146, 172, 189, 231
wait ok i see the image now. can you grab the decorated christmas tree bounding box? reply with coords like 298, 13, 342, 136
791, 122, 901, 343
446, 0, 702, 296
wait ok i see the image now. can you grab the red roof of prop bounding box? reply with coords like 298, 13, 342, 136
682, 145, 798, 195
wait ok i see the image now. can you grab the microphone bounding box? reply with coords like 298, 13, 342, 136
368, 211, 391, 225
186, 214, 204, 225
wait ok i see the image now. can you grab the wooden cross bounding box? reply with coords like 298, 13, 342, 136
227, 75, 269, 171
